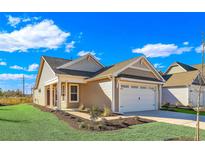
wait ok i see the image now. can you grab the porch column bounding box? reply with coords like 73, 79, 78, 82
112, 77, 115, 112
57, 81, 62, 110
159, 84, 162, 109
65, 82, 68, 108
50, 84, 53, 108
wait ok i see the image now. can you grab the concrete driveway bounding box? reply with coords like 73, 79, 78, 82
125, 110, 205, 130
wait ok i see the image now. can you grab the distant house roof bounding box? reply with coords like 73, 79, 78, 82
175, 62, 197, 71
163, 70, 200, 87
193, 64, 205, 76
164, 61, 197, 75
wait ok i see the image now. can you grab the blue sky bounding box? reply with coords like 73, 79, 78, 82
0, 12, 204, 93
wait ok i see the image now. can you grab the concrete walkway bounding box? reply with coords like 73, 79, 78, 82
65, 111, 134, 121
125, 110, 205, 130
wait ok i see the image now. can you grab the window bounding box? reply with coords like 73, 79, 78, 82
69, 84, 79, 103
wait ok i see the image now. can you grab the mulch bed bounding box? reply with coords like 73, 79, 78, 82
32, 103, 155, 131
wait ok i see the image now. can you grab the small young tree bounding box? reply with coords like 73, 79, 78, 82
89, 106, 101, 122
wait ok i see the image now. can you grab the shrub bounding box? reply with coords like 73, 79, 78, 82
162, 102, 170, 108
76, 117, 82, 122
89, 106, 101, 121
84, 108, 90, 112
96, 123, 107, 131
102, 106, 112, 117
87, 124, 95, 130
79, 122, 87, 129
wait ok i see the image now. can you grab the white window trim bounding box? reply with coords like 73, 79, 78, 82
69, 84, 79, 103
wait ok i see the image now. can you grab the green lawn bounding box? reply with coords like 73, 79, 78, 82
0, 104, 205, 141
161, 107, 205, 116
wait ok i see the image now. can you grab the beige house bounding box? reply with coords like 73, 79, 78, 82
33, 54, 165, 113
162, 62, 205, 107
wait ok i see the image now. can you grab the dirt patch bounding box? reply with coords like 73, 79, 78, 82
32, 103, 155, 131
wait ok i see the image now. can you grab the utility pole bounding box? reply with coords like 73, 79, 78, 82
22, 75, 25, 97
196, 33, 205, 141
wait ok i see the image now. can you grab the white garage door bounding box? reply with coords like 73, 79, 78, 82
119, 84, 157, 113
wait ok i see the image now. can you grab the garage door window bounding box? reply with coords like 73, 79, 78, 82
140, 86, 147, 89
131, 86, 139, 89
121, 85, 129, 88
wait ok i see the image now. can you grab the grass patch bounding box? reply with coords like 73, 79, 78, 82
1, 104, 205, 141
161, 107, 205, 116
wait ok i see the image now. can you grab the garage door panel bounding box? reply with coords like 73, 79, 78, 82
119, 84, 156, 113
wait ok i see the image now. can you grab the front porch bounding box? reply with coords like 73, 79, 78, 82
45, 80, 82, 110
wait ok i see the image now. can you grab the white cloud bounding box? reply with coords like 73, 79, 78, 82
0, 19, 70, 52
10, 65, 25, 70
22, 16, 40, 22
0, 61, 7, 66
10, 63, 39, 72
77, 50, 101, 60
27, 63, 39, 72
7, 15, 21, 27
0, 74, 35, 80
195, 45, 202, 53
154, 63, 165, 69
7, 15, 41, 27
183, 41, 189, 45
132, 43, 193, 58
66, 41, 75, 52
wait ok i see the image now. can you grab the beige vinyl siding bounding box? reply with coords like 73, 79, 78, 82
132, 59, 148, 69
33, 61, 56, 106
80, 78, 112, 109
189, 85, 205, 107
162, 87, 189, 106
166, 65, 186, 74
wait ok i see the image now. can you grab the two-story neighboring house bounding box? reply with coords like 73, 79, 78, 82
162, 62, 205, 107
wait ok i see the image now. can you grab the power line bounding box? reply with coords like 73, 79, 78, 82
22, 75, 25, 97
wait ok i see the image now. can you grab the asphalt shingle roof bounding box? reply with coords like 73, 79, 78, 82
42, 55, 162, 82
43, 56, 95, 77
89, 57, 140, 80
163, 70, 199, 87
176, 62, 197, 71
